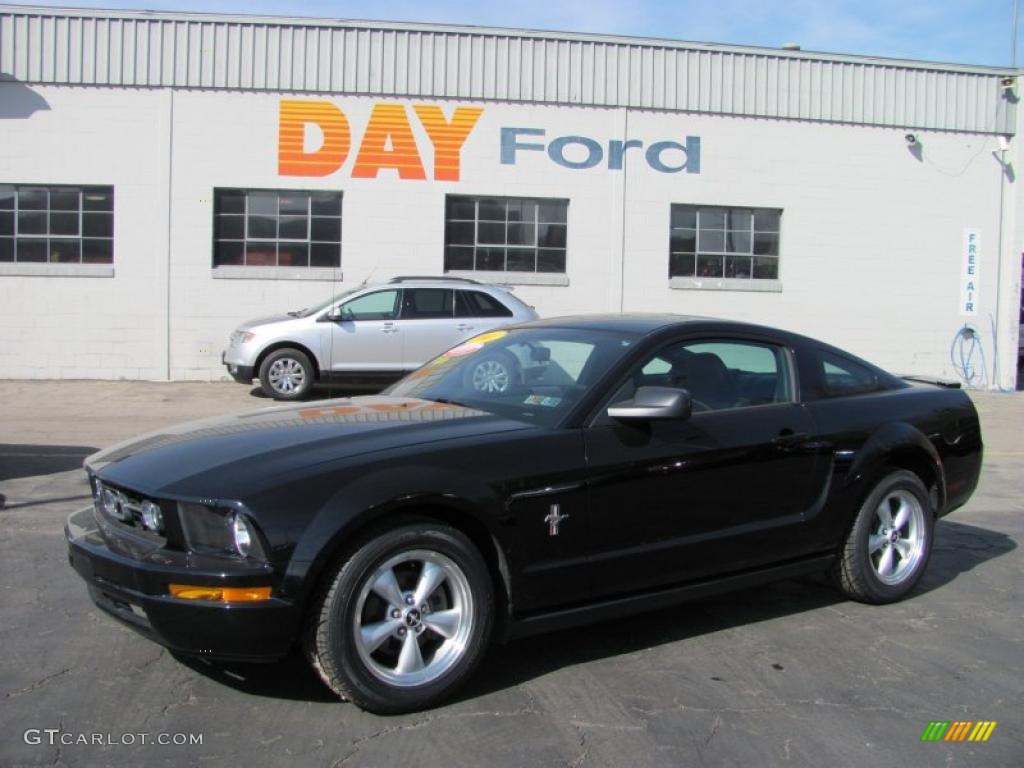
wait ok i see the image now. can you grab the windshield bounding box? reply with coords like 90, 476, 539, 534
290, 287, 360, 318
387, 327, 637, 427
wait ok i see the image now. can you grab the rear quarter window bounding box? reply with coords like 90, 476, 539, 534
456, 290, 513, 318
818, 351, 884, 398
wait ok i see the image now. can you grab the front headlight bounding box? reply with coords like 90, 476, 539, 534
178, 502, 266, 560
230, 330, 255, 345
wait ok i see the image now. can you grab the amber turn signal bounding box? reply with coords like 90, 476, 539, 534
169, 584, 272, 602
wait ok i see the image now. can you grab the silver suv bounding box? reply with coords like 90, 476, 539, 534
222, 276, 538, 400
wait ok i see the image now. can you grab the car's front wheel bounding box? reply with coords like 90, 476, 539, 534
305, 522, 493, 714
834, 470, 934, 604
259, 348, 314, 400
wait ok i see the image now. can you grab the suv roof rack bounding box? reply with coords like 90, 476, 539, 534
387, 275, 481, 285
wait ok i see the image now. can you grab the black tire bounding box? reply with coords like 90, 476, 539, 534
304, 521, 494, 714
258, 348, 314, 401
833, 470, 935, 604
463, 351, 521, 395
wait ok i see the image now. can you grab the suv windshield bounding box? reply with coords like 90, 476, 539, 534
387, 327, 637, 426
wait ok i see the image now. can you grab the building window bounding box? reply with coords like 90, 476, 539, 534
669, 204, 780, 280
0, 184, 114, 264
213, 189, 342, 268
444, 195, 568, 274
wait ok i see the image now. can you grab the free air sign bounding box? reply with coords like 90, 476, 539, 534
960, 229, 980, 316
277, 100, 702, 180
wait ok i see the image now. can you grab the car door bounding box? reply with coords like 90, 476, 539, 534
329, 288, 404, 372
583, 336, 827, 600
399, 288, 463, 369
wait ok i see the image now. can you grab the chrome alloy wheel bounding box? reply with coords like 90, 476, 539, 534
868, 489, 926, 585
267, 357, 306, 395
353, 550, 474, 688
471, 360, 510, 393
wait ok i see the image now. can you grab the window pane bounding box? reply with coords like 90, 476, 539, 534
445, 221, 475, 246
279, 215, 308, 240
699, 208, 726, 229
753, 232, 779, 256
754, 210, 780, 232
538, 223, 567, 248
670, 230, 696, 253
278, 192, 309, 215
538, 200, 568, 223
341, 290, 400, 320
49, 188, 80, 211
82, 213, 113, 238
725, 230, 751, 253
50, 212, 79, 236
245, 242, 277, 266
506, 248, 536, 272
310, 242, 340, 267
478, 198, 506, 221
18, 211, 46, 235
724, 255, 752, 278
445, 196, 475, 220
16, 238, 47, 262
699, 229, 725, 252
444, 245, 474, 271
0, 185, 14, 210
247, 191, 278, 216
475, 246, 505, 270
507, 200, 536, 223
82, 188, 113, 212
507, 222, 536, 246
537, 248, 566, 273
670, 206, 696, 228
49, 239, 81, 263
670, 252, 696, 277
18, 188, 47, 210
726, 210, 752, 231
477, 222, 505, 244
0, 237, 11, 261
697, 254, 724, 277
214, 241, 244, 266
403, 288, 453, 319
216, 214, 245, 240
310, 191, 341, 216
216, 190, 245, 214
82, 239, 113, 264
310, 217, 341, 242
277, 242, 309, 266
248, 215, 276, 239
752, 257, 778, 279
0, 211, 12, 236
821, 353, 879, 398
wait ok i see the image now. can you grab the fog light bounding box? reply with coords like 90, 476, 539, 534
169, 584, 272, 602
140, 500, 164, 533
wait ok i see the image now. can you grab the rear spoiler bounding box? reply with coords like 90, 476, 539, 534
900, 375, 961, 389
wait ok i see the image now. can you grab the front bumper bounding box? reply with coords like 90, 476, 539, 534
221, 351, 255, 384
65, 507, 296, 661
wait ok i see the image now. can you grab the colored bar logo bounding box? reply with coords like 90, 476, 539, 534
921, 721, 997, 742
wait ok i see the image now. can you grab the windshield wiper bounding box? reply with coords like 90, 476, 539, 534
286, 309, 306, 317
427, 397, 470, 408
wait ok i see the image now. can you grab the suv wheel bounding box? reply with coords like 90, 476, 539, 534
834, 470, 934, 604
305, 522, 493, 714
259, 348, 314, 400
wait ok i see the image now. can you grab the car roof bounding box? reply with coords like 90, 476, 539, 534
508, 313, 774, 335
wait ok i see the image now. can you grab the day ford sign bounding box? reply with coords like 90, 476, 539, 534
278, 99, 701, 179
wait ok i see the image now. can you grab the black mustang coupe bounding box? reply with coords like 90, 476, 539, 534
66, 315, 983, 713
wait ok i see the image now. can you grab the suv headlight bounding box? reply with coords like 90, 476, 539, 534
230, 330, 255, 345
178, 502, 266, 560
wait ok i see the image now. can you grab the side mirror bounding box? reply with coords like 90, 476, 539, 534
607, 386, 692, 421
322, 306, 351, 322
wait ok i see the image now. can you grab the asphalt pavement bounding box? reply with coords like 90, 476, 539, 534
0, 381, 1021, 767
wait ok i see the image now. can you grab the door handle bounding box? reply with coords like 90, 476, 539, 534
381, 323, 398, 334
772, 431, 809, 446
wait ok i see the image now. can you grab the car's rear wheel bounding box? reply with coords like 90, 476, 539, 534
259, 348, 314, 400
834, 470, 934, 603
305, 522, 493, 714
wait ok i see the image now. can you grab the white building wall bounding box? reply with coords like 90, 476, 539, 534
0, 82, 1018, 387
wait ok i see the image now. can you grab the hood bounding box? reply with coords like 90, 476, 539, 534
87, 395, 534, 497
237, 313, 303, 331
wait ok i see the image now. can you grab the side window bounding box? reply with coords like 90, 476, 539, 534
819, 351, 880, 398
402, 288, 453, 319
618, 339, 792, 411
456, 290, 514, 318
339, 290, 400, 321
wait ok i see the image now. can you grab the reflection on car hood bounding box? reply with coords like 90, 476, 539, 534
87, 396, 532, 496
